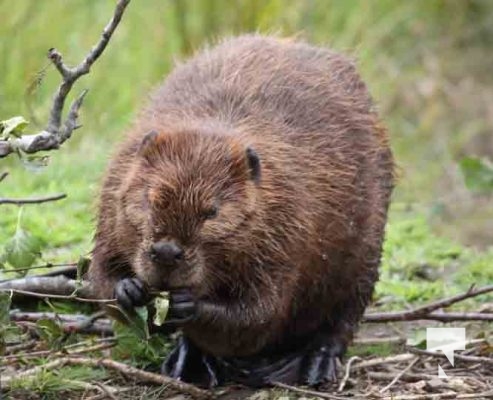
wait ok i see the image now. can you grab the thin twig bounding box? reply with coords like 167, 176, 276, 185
407, 347, 493, 365
64, 357, 215, 399
352, 353, 416, 370
0, 263, 77, 279
272, 381, 350, 400
9, 310, 112, 336
0, 288, 113, 303
364, 284, 493, 322
3, 338, 117, 362
0, 0, 131, 158
379, 356, 419, 393
0, 193, 66, 205
353, 336, 405, 345
338, 355, 360, 392
380, 391, 493, 400
0, 171, 8, 182
4, 339, 37, 355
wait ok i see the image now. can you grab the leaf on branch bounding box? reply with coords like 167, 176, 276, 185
460, 156, 493, 193
19, 154, 51, 171
3, 226, 43, 271
0, 116, 29, 139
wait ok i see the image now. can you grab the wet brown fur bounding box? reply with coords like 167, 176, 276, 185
88, 35, 394, 358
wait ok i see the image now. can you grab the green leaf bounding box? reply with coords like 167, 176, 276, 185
4, 227, 42, 269
36, 318, 65, 348
459, 156, 493, 193
153, 292, 170, 326
107, 304, 150, 340
406, 329, 427, 348
20, 154, 51, 172
112, 320, 171, 366
76, 256, 91, 282
0, 116, 29, 139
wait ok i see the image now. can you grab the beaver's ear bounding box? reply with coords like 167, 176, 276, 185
138, 130, 159, 156
246, 147, 261, 184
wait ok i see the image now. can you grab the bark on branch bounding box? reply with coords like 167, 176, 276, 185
364, 284, 493, 322
0, 0, 130, 158
0, 193, 66, 205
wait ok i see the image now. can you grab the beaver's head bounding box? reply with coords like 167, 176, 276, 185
125, 128, 262, 295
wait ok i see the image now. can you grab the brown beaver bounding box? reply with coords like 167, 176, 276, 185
88, 34, 394, 388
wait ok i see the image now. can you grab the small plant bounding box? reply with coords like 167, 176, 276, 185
460, 156, 493, 194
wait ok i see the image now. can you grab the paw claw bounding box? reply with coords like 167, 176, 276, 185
302, 340, 345, 386
115, 277, 149, 309
162, 336, 220, 388
164, 288, 197, 325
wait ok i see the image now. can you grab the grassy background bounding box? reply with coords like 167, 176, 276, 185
1, 0, 492, 301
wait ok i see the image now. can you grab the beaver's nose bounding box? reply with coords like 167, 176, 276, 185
149, 241, 184, 266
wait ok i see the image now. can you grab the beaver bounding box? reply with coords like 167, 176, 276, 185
87, 34, 394, 387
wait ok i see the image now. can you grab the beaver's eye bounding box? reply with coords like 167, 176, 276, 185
202, 206, 219, 220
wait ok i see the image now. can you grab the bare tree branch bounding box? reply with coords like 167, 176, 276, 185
364, 284, 493, 322
407, 347, 493, 366
0, 193, 66, 205
0, 275, 100, 302
9, 310, 112, 335
0, 0, 131, 158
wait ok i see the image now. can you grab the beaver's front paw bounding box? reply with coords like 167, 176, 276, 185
165, 288, 197, 325
115, 277, 150, 309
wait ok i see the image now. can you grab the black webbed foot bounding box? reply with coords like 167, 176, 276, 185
301, 336, 346, 386
115, 277, 150, 309
218, 353, 304, 387
162, 336, 220, 388
164, 288, 197, 325
213, 334, 347, 387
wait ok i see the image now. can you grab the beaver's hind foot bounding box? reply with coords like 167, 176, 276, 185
162, 336, 219, 388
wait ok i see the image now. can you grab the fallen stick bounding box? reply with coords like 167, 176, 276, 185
380, 391, 493, 400
379, 356, 419, 394
1, 356, 215, 399
0, 275, 90, 297
407, 347, 493, 366
9, 310, 112, 335
3, 341, 116, 362
352, 353, 416, 370
272, 381, 350, 400
0, 264, 77, 282
364, 284, 493, 322
338, 355, 361, 392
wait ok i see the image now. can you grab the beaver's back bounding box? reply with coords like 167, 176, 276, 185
142, 35, 374, 143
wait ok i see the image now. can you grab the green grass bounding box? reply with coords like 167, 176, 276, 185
7, 365, 108, 399
1, 1, 492, 291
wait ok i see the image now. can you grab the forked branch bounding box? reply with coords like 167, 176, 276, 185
0, 0, 131, 158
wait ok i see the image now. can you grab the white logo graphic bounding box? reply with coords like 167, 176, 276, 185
426, 327, 466, 378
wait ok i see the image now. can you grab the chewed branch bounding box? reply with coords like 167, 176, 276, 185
0, 0, 131, 158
